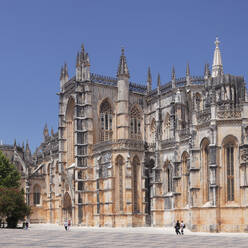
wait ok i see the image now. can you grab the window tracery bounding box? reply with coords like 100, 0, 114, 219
115, 155, 124, 211
226, 144, 235, 201
66, 98, 75, 166
33, 184, 41, 205
163, 161, 173, 194
201, 138, 209, 203
164, 113, 171, 140
99, 100, 113, 142
132, 156, 140, 213
130, 106, 141, 139
182, 152, 189, 207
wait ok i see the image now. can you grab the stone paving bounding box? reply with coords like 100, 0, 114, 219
0, 224, 248, 248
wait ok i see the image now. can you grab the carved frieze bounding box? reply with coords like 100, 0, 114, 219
217, 104, 242, 119
196, 109, 211, 125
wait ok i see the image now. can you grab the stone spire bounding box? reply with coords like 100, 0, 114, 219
157, 73, 161, 94
76, 52, 80, 68
60, 66, 64, 81
80, 43, 85, 63
204, 63, 210, 79
186, 63, 191, 85
212, 37, 223, 77
64, 63, 69, 81
172, 65, 176, 88
147, 66, 152, 92
117, 48, 130, 78
172, 65, 176, 81
51, 127, 54, 136
186, 63, 190, 77
43, 123, 49, 140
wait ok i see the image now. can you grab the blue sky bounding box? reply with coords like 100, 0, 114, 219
0, 0, 247, 151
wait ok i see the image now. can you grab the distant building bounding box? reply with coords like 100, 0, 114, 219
2, 38, 248, 232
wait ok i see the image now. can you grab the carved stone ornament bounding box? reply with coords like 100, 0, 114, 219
240, 148, 248, 163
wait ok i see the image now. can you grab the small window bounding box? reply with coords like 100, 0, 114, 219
33, 185, 41, 205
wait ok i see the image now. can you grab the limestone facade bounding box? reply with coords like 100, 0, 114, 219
2, 39, 248, 232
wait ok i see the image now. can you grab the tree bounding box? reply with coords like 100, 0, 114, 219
0, 187, 31, 228
0, 151, 20, 188
0, 151, 30, 228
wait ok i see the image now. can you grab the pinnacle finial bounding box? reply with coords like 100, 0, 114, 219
212, 37, 223, 77
147, 66, 152, 83
215, 36, 220, 47
117, 47, 130, 78
64, 63, 69, 78
157, 73, 161, 87
186, 63, 190, 77
76, 52, 80, 67
204, 63, 210, 77
172, 65, 176, 80
60, 66, 64, 80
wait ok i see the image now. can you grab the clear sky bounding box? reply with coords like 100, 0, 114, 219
0, 0, 247, 151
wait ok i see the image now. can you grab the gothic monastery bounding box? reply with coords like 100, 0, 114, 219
1, 38, 248, 232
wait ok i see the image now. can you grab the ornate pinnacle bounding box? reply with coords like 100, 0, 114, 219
147, 66, 152, 83
85, 53, 90, 66
212, 37, 223, 77
186, 63, 190, 77
76, 52, 80, 67
117, 48, 130, 78
60, 66, 64, 80
204, 63, 210, 77
215, 36, 220, 47
64, 63, 69, 78
157, 73, 161, 87
172, 65, 176, 80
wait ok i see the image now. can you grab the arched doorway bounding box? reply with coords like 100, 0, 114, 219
63, 192, 72, 221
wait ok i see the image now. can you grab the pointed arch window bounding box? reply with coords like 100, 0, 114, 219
130, 106, 142, 139
182, 152, 190, 207
33, 185, 41, 205
99, 100, 113, 142
226, 144, 235, 201
132, 156, 140, 213
65, 97, 75, 166
163, 161, 173, 194
115, 155, 124, 211
201, 138, 209, 203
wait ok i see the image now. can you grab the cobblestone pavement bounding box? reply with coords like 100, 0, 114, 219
0, 225, 248, 248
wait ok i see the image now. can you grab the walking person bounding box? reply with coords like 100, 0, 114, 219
68, 219, 71, 231
180, 220, 185, 235
64, 220, 68, 231
174, 220, 181, 235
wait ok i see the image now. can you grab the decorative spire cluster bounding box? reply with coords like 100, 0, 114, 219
60, 63, 69, 81
77, 43, 90, 68
75, 43, 90, 82
117, 48, 130, 78
212, 37, 223, 77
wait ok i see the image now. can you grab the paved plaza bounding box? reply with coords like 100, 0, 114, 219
0, 224, 248, 248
